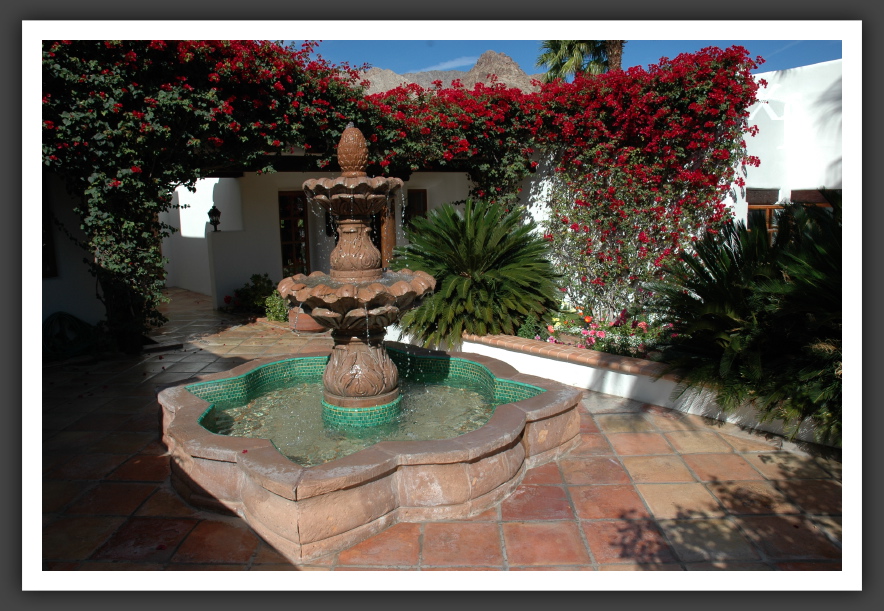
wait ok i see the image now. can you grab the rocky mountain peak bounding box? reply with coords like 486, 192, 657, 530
359, 51, 542, 95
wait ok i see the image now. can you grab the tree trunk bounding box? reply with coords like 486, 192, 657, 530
605, 40, 626, 72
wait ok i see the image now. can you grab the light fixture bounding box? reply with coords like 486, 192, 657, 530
208, 205, 221, 232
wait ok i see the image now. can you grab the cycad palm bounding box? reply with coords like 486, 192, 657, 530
537, 40, 626, 83
645, 199, 842, 444
391, 199, 561, 349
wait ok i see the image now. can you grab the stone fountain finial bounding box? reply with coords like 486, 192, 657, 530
337, 123, 369, 178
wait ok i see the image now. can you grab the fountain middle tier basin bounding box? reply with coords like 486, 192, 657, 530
277, 269, 434, 331
158, 343, 582, 562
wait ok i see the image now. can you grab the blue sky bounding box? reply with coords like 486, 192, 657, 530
299, 39, 843, 76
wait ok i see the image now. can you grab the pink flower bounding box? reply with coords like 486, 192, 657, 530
597, 331, 606, 339
547, 325, 555, 334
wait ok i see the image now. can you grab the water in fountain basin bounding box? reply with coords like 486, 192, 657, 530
209, 379, 495, 467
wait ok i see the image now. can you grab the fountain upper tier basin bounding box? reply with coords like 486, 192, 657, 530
277, 269, 435, 332
302, 175, 404, 217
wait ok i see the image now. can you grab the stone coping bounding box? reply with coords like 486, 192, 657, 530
462, 333, 680, 381
157, 343, 582, 561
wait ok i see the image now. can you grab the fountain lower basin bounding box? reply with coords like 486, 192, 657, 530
158, 342, 582, 562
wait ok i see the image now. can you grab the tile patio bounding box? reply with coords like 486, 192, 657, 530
41, 288, 843, 572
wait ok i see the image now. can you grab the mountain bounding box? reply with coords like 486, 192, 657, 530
359, 51, 543, 95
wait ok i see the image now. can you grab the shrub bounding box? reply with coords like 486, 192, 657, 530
644, 197, 842, 444
391, 199, 562, 349
264, 290, 290, 322
228, 273, 277, 316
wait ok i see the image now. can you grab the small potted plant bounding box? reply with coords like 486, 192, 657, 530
288, 306, 326, 333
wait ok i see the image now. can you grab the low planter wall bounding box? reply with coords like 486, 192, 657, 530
459, 334, 830, 447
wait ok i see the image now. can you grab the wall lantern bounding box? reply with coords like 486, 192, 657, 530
208, 205, 221, 232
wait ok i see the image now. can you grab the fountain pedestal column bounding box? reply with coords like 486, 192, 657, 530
278, 123, 435, 427
322, 330, 400, 407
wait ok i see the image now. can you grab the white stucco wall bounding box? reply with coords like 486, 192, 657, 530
728, 59, 842, 222
162, 170, 474, 309
42, 173, 106, 325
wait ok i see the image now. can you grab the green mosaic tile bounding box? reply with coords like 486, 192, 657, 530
186, 348, 545, 435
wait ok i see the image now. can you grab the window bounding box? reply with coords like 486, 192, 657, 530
278, 191, 311, 277
746, 188, 836, 240
404, 189, 427, 229
746, 188, 782, 238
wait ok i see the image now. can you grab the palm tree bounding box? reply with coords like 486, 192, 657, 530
644, 199, 842, 444
536, 40, 627, 83
390, 199, 562, 349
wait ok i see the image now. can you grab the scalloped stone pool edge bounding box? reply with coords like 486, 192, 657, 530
158, 342, 582, 562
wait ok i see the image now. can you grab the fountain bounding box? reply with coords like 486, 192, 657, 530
158, 124, 583, 562
275, 124, 434, 427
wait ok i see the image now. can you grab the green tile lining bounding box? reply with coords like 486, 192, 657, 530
186, 348, 545, 430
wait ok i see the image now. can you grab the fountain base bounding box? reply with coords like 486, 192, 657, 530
321, 393, 403, 428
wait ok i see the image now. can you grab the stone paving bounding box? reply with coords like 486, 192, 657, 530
41, 288, 843, 573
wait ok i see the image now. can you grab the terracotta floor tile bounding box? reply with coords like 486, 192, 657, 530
774, 561, 843, 571
135, 487, 203, 518
336, 522, 420, 567
83, 432, 156, 454
521, 462, 564, 485
508, 565, 595, 571
75, 561, 166, 570
718, 432, 783, 453
500, 485, 573, 521
707, 481, 801, 515
684, 562, 773, 571
811, 516, 842, 545
578, 413, 601, 434
636, 483, 725, 519
64, 482, 158, 515
106, 454, 171, 482
682, 453, 766, 482
502, 521, 590, 566
568, 433, 614, 457
657, 518, 759, 562
642, 411, 698, 432
559, 457, 630, 485
250, 563, 306, 571
91, 517, 198, 562
742, 453, 833, 480
63, 412, 135, 432
620, 455, 695, 483
43, 480, 91, 513
43, 516, 127, 561
165, 564, 248, 570
171, 519, 259, 564
607, 432, 675, 456
664, 431, 733, 454
421, 522, 503, 567
735, 515, 842, 560
569, 484, 651, 520
598, 563, 684, 570
581, 520, 677, 564
251, 541, 296, 565
594, 414, 656, 433
44, 453, 131, 480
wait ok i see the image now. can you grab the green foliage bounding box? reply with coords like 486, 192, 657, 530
264, 290, 290, 322
41, 40, 366, 352
535, 40, 626, 82
391, 199, 562, 349
516, 314, 546, 340
645, 197, 842, 444
230, 273, 277, 315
